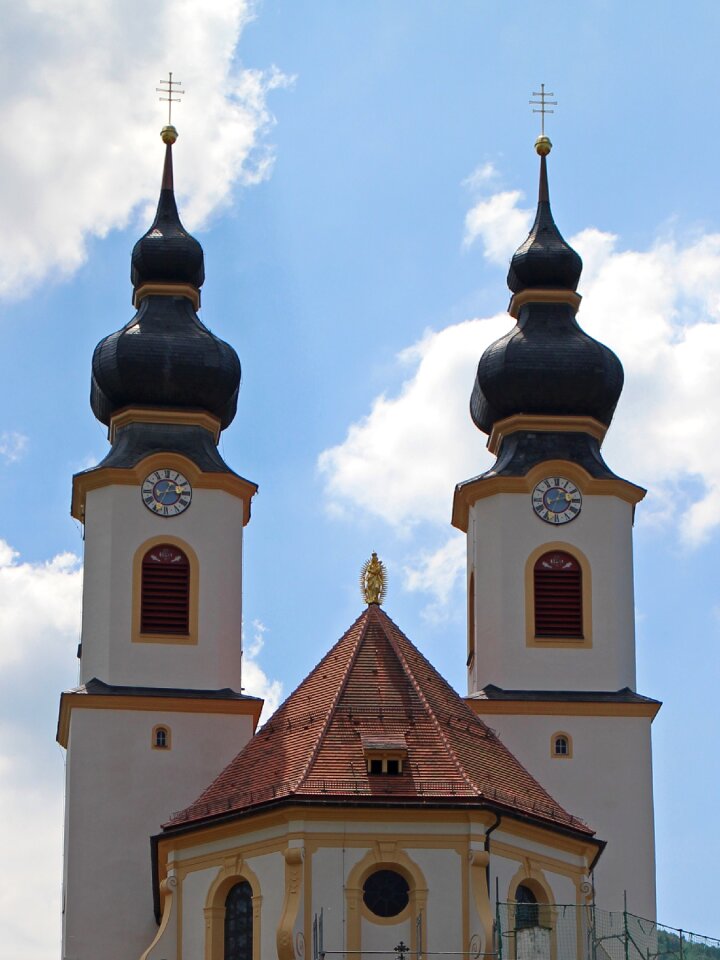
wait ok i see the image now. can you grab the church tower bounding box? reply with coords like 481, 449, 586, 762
57, 125, 262, 960
452, 134, 660, 918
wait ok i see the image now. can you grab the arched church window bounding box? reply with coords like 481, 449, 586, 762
515, 884, 539, 930
533, 551, 583, 638
141, 544, 190, 635
224, 881, 253, 960
552, 733, 572, 758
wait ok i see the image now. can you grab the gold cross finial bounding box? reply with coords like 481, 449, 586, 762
529, 83, 556, 156
157, 72, 185, 143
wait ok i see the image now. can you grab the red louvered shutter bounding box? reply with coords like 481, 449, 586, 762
533, 551, 583, 638
141, 545, 190, 635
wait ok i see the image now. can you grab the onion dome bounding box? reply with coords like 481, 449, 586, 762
90, 126, 240, 430
470, 136, 623, 436
507, 136, 582, 293
130, 126, 204, 289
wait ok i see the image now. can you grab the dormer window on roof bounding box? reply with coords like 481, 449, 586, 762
362, 738, 407, 775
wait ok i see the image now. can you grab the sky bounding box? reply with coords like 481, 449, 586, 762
0, 1, 719, 956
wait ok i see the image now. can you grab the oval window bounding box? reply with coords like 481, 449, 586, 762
362, 869, 409, 918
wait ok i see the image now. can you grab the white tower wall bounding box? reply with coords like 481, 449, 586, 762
80, 482, 246, 690
62, 704, 255, 960
467, 491, 637, 693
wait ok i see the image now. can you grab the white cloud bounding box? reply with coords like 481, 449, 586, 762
403, 533, 466, 621
0, 735, 65, 960
463, 189, 532, 262
320, 186, 720, 607
318, 318, 505, 529
243, 618, 284, 720
0, 541, 82, 960
0, 432, 28, 464
0, 542, 82, 669
462, 161, 498, 190
0, 0, 290, 298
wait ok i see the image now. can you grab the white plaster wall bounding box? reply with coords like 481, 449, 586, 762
247, 852, 287, 960
468, 492, 637, 692
407, 848, 463, 955
485, 713, 656, 918
62, 706, 254, 960
181, 867, 219, 960
80, 483, 246, 690
360, 916, 410, 958
311, 845, 365, 950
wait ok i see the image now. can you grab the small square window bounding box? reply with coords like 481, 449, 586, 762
369, 758, 383, 774
386, 759, 401, 775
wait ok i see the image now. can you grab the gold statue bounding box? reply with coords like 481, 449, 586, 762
360, 552, 387, 605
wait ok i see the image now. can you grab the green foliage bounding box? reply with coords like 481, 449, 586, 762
656, 929, 720, 960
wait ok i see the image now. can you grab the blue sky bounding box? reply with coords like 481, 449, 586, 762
0, 2, 719, 956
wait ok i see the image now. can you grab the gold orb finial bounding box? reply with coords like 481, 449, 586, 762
161, 124, 178, 145
535, 134, 552, 156
360, 552, 387, 606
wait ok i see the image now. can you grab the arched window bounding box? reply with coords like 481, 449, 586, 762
515, 884, 539, 930
141, 544, 190, 635
552, 733, 572, 758
153, 725, 170, 749
533, 550, 583, 638
224, 881, 253, 960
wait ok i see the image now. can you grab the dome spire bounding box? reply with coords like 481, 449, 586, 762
469, 90, 624, 442
90, 92, 241, 433
507, 95, 582, 295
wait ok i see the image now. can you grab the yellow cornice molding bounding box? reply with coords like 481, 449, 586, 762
71, 451, 257, 525
134, 281, 201, 311
452, 458, 646, 532
487, 414, 607, 456
508, 288, 582, 319
465, 696, 661, 720
56, 690, 262, 748
109, 407, 221, 444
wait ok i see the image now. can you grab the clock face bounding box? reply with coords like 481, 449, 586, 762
141, 469, 192, 517
532, 477, 582, 525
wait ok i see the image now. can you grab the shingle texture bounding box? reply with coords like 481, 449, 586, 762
167, 605, 592, 837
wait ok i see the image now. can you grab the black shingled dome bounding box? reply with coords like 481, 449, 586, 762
131, 144, 204, 289
470, 149, 623, 436
507, 155, 582, 293
91, 139, 241, 430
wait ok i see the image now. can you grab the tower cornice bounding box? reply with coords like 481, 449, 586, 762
487, 414, 608, 456
72, 450, 257, 524
452, 458, 646, 533
108, 407, 222, 444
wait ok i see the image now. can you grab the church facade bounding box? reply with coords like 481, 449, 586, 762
56, 124, 658, 960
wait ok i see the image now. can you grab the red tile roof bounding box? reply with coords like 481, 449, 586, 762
166, 605, 593, 837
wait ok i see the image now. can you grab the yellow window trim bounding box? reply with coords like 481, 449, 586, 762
204, 857, 262, 960
525, 541, 592, 649
152, 723, 172, 750
550, 731, 573, 759
132, 535, 199, 646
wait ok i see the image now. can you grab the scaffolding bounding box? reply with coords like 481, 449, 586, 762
496, 902, 720, 960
